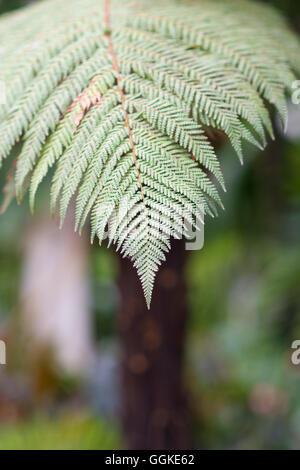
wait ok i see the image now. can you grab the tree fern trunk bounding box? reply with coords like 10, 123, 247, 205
20, 215, 93, 380
118, 239, 192, 450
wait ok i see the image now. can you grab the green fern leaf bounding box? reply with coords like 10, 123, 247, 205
0, 0, 299, 307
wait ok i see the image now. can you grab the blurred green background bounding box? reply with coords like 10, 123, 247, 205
0, 0, 300, 450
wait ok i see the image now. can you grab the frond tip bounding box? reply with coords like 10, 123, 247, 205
0, 0, 299, 307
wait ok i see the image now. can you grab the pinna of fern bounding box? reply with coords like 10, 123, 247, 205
0, 0, 299, 307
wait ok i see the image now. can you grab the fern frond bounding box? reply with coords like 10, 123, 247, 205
0, 0, 299, 306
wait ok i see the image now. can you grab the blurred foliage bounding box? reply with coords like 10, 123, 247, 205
186, 132, 300, 449
0, 413, 121, 450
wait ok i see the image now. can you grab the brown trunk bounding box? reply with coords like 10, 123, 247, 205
118, 239, 191, 450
